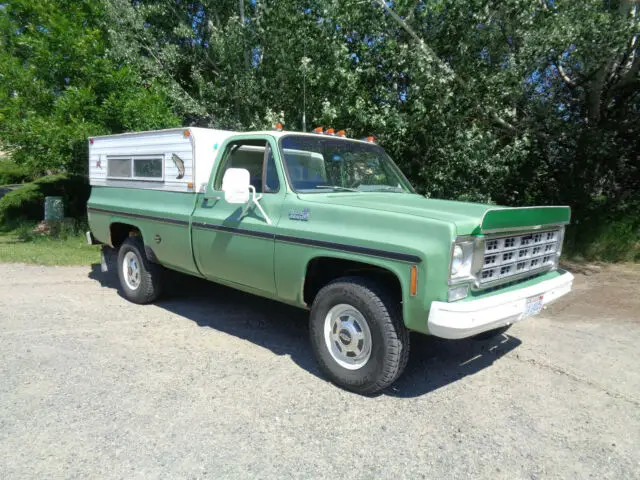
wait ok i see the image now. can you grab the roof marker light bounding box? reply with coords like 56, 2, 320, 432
312, 126, 323, 134
366, 135, 376, 143
336, 130, 346, 137
325, 128, 335, 135
89, 138, 94, 145
183, 130, 191, 137
274, 122, 283, 131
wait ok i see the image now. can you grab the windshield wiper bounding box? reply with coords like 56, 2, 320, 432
314, 185, 360, 192
359, 185, 406, 193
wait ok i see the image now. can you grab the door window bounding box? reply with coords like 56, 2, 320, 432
215, 140, 280, 193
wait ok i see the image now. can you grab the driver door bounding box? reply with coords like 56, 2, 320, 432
191, 137, 284, 295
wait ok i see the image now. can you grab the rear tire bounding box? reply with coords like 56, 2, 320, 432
309, 277, 410, 394
117, 236, 162, 304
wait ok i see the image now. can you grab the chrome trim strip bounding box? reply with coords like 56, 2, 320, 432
480, 221, 569, 235
471, 265, 557, 291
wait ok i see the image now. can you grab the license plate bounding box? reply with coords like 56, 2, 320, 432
524, 295, 544, 318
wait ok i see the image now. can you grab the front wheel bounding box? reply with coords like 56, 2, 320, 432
309, 277, 410, 394
117, 236, 162, 304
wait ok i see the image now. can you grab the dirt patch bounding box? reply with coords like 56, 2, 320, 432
550, 262, 640, 322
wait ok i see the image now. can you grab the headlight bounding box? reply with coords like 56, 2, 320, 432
449, 240, 474, 280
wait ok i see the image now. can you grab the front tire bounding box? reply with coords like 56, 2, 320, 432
117, 236, 162, 304
309, 277, 410, 394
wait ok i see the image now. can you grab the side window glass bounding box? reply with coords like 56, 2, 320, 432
263, 145, 280, 193
215, 140, 279, 193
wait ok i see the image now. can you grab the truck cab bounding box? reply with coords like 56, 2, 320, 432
87, 127, 573, 394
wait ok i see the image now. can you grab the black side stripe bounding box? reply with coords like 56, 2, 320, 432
88, 207, 189, 226
192, 224, 421, 263
275, 234, 422, 264
191, 222, 273, 240
89, 207, 421, 264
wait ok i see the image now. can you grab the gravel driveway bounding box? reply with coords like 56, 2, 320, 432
1, 263, 639, 479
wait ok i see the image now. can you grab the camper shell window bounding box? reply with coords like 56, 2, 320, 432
107, 156, 164, 181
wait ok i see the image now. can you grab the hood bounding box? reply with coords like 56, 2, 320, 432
299, 193, 571, 235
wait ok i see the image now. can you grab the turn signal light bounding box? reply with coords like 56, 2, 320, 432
410, 265, 418, 296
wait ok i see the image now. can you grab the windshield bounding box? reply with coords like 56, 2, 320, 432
279, 135, 415, 193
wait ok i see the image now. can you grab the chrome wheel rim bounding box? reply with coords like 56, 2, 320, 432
122, 251, 141, 290
324, 304, 372, 370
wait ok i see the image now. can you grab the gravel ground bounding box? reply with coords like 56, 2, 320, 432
1, 262, 639, 479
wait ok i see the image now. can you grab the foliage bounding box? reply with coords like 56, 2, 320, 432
0, 225, 99, 265
1, 0, 638, 260
0, 0, 180, 176
565, 203, 640, 262
102, 1, 638, 208
578, 219, 640, 263
0, 159, 31, 185
0, 174, 90, 227
14, 217, 87, 241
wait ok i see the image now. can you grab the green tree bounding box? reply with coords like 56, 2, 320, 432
1, 0, 637, 256
104, 0, 638, 255
0, 0, 179, 175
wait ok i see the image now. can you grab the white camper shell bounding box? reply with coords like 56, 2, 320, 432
88, 128, 236, 193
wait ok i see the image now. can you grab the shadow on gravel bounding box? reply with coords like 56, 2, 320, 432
89, 264, 521, 398
387, 333, 521, 397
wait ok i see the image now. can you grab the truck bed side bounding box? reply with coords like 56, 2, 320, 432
88, 188, 200, 276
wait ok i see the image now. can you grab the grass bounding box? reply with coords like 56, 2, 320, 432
564, 217, 639, 263
0, 221, 100, 266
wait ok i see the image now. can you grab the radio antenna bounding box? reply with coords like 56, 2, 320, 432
302, 39, 307, 132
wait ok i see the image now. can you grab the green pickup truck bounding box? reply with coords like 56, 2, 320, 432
87, 127, 573, 393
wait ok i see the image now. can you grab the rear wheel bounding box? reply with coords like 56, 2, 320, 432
117, 236, 162, 304
309, 277, 410, 394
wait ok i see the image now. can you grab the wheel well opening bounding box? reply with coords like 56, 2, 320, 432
109, 223, 141, 248
303, 257, 403, 307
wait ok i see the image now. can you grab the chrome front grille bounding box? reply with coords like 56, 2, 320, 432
479, 229, 561, 285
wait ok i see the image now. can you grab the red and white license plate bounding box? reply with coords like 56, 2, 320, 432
524, 294, 544, 318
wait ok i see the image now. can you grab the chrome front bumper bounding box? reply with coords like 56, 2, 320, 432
427, 271, 574, 339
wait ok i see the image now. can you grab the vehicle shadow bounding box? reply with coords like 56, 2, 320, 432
88, 265, 522, 398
